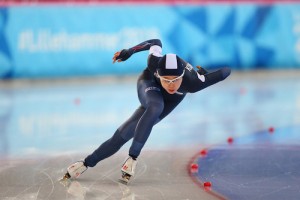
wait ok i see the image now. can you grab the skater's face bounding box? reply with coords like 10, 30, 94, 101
159, 75, 183, 94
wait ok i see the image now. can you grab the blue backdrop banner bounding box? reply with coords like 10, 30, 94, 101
0, 3, 300, 78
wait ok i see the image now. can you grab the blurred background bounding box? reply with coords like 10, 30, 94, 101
1, 1, 300, 199
0, 0, 300, 158
1, 0, 300, 79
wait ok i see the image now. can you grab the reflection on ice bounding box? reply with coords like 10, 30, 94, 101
65, 181, 87, 199
59, 179, 137, 200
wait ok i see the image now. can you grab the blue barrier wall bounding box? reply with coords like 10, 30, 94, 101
0, 3, 300, 78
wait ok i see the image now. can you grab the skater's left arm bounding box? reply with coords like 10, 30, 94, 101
112, 39, 162, 63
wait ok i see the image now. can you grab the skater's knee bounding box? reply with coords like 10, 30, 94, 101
111, 130, 128, 146
146, 101, 164, 117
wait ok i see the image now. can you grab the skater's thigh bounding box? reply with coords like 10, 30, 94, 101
137, 79, 163, 108
118, 106, 145, 141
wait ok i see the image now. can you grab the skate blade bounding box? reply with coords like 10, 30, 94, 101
59, 178, 71, 187
119, 173, 131, 185
59, 172, 71, 181
119, 178, 129, 185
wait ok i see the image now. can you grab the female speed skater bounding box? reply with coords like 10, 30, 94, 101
62, 39, 231, 183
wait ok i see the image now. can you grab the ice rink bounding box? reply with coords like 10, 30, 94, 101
0, 70, 300, 200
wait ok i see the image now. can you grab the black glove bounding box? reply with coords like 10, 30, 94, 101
116, 49, 134, 61
196, 66, 208, 75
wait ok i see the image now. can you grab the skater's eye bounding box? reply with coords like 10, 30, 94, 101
157, 71, 185, 85
162, 78, 180, 84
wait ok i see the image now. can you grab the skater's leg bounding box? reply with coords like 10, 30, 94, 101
84, 106, 145, 167
128, 79, 164, 158
84, 130, 127, 167
120, 99, 184, 182
120, 81, 185, 183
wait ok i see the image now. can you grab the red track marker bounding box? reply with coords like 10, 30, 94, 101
227, 137, 234, 144
268, 127, 275, 134
200, 149, 207, 156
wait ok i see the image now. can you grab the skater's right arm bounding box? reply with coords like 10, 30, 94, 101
112, 39, 162, 63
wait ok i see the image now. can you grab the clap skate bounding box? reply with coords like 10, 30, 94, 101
119, 157, 137, 184
61, 161, 87, 181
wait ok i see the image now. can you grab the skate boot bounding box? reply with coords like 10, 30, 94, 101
120, 157, 137, 184
62, 161, 87, 180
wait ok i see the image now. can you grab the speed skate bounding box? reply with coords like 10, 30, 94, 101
119, 157, 137, 184
61, 161, 87, 181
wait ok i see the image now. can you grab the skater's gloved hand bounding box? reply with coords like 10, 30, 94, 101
196, 65, 208, 75
113, 49, 134, 63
